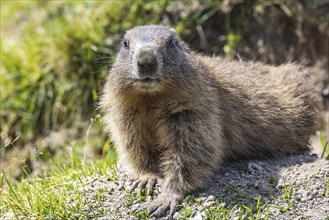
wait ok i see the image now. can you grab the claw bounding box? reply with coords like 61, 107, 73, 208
147, 197, 161, 214
130, 180, 139, 191
130, 175, 157, 195
169, 200, 177, 217
146, 177, 156, 194
147, 192, 180, 218
150, 204, 168, 218
137, 179, 148, 189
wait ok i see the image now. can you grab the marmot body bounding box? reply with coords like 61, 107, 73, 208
100, 25, 316, 216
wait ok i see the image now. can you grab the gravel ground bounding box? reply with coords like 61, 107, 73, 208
69, 154, 329, 219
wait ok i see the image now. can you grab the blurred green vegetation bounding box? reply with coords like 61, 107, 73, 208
1, 0, 169, 179
1, 0, 328, 180
1, 1, 148, 140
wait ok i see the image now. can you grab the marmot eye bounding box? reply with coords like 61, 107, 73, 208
123, 38, 129, 49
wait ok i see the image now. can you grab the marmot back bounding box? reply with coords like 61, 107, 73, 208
199, 56, 316, 159
100, 25, 317, 217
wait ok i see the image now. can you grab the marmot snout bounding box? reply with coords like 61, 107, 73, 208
132, 46, 162, 88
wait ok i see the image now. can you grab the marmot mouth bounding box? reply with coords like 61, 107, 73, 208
135, 78, 160, 88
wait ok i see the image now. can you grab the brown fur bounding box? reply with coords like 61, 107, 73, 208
100, 25, 317, 216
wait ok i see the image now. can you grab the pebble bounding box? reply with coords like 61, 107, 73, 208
297, 190, 308, 201
118, 184, 125, 191
191, 212, 203, 220
248, 162, 263, 171
205, 195, 215, 202
173, 211, 179, 219
203, 201, 214, 208
107, 186, 115, 193
130, 204, 140, 212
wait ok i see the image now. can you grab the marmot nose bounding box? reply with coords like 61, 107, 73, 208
137, 48, 158, 78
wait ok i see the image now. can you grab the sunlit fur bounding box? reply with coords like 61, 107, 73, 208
100, 25, 317, 200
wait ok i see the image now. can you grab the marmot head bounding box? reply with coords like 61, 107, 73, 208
110, 25, 190, 93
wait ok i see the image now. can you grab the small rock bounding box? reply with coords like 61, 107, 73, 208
131, 204, 140, 212
191, 212, 203, 220
107, 186, 115, 193
173, 211, 179, 219
118, 184, 125, 191
203, 201, 214, 208
249, 162, 263, 171
205, 195, 215, 202
298, 190, 308, 201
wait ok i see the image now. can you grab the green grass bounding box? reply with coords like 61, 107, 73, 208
0, 115, 118, 219
176, 181, 311, 220
0, 157, 274, 219
0, 146, 118, 219
124, 188, 148, 209
178, 195, 201, 219
203, 202, 235, 219
2, 148, 326, 219
191, 196, 271, 220
269, 176, 277, 185
318, 131, 329, 160
132, 209, 150, 220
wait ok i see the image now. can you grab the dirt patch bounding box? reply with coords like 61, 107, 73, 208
68, 154, 329, 219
